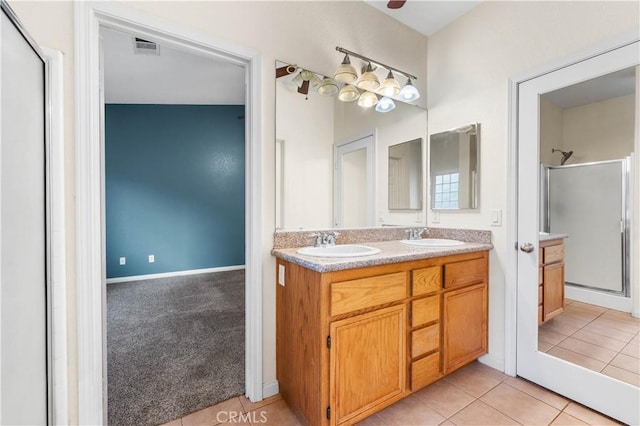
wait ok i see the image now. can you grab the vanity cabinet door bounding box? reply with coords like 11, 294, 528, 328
543, 262, 565, 321
329, 304, 407, 425
442, 283, 488, 374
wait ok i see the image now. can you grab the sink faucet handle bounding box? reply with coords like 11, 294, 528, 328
309, 232, 324, 247
419, 227, 429, 236
324, 231, 340, 246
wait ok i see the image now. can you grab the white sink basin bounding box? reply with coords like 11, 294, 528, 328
401, 238, 465, 247
297, 244, 381, 258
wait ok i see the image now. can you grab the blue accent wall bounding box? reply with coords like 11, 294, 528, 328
105, 104, 245, 278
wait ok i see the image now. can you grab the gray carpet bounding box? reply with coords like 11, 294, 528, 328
107, 270, 245, 426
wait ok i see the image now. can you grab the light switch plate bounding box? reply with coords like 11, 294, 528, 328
119, 257, 126, 265
278, 264, 285, 286
490, 209, 502, 226
148, 254, 155, 263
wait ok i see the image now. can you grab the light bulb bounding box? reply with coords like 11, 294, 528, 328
357, 91, 378, 108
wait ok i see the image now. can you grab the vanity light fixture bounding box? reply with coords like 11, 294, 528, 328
357, 62, 381, 91
379, 71, 401, 97
357, 91, 378, 108
334, 54, 358, 83
375, 96, 396, 113
317, 77, 339, 96
398, 77, 420, 101
338, 84, 360, 102
335, 46, 420, 102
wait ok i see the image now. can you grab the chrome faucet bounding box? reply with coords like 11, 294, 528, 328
323, 231, 340, 246
309, 231, 341, 247
405, 227, 429, 240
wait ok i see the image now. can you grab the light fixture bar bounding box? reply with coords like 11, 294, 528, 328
335, 46, 417, 81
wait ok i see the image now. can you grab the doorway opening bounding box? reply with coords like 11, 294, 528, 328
75, 3, 263, 424
101, 26, 247, 425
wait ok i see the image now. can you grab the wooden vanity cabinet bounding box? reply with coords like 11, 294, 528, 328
539, 239, 565, 324
276, 250, 489, 426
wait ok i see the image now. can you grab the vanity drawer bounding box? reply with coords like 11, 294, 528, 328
444, 257, 486, 289
543, 244, 564, 264
411, 324, 439, 358
412, 266, 442, 296
331, 272, 407, 316
411, 352, 441, 391
411, 296, 439, 328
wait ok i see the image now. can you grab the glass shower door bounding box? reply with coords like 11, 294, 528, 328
545, 159, 629, 295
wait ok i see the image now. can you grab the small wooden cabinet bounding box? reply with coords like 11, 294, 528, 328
538, 239, 565, 324
276, 250, 489, 425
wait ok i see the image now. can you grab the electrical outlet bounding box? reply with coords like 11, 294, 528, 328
148, 254, 155, 263
119, 257, 126, 265
416, 212, 423, 223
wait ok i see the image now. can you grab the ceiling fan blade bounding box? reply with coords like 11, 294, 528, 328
387, 0, 406, 9
298, 80, 310, 95
276, 65, 295, 78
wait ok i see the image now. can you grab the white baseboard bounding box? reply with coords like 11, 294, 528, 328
565, 285, 632, 312
479, 353, 506, 374
262, 380, 279, 399
106, 265, 245, 284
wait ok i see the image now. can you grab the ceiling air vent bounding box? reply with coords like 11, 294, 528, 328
133, 37, 160, 55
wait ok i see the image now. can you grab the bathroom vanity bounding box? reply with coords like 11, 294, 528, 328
273, 234, 491, 426
538, 234, 567, 324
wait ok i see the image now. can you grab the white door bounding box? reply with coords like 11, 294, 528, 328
0, 3, 50, 425
516, 41, 639, 425
334, 134, 376, 228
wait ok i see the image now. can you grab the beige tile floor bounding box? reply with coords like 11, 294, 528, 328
538, 299, 640, 386
160, 361, 623, 426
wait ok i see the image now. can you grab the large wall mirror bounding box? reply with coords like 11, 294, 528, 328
429, 123, 480, 210
388, 138, 422, 210
275, 61, 427, 230
537, 65, 637, 386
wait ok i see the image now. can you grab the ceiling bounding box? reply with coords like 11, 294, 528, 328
102, 27, 245, 105
365, 0, 481, 37
543, 67, 637, 109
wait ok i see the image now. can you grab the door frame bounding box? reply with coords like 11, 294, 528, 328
0, 2, 67, 424
75, 3, 263, 424
505, 30, 640, 377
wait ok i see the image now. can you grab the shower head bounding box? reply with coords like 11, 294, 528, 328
552, 148, 574, 165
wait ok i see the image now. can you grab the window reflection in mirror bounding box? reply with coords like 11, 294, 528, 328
429, 123, 479, 210
388, 138, 422, 210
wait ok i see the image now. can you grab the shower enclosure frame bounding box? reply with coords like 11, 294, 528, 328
541, 157, 631, 297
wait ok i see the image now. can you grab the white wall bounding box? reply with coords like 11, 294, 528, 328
427, 1, 640, 370
563, 94, 635, 163
540, 98, 563, 165
276, 82, 334, 229
9, 1, 428, 422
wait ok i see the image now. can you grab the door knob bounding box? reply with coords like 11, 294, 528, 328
520, 242, 534, 253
